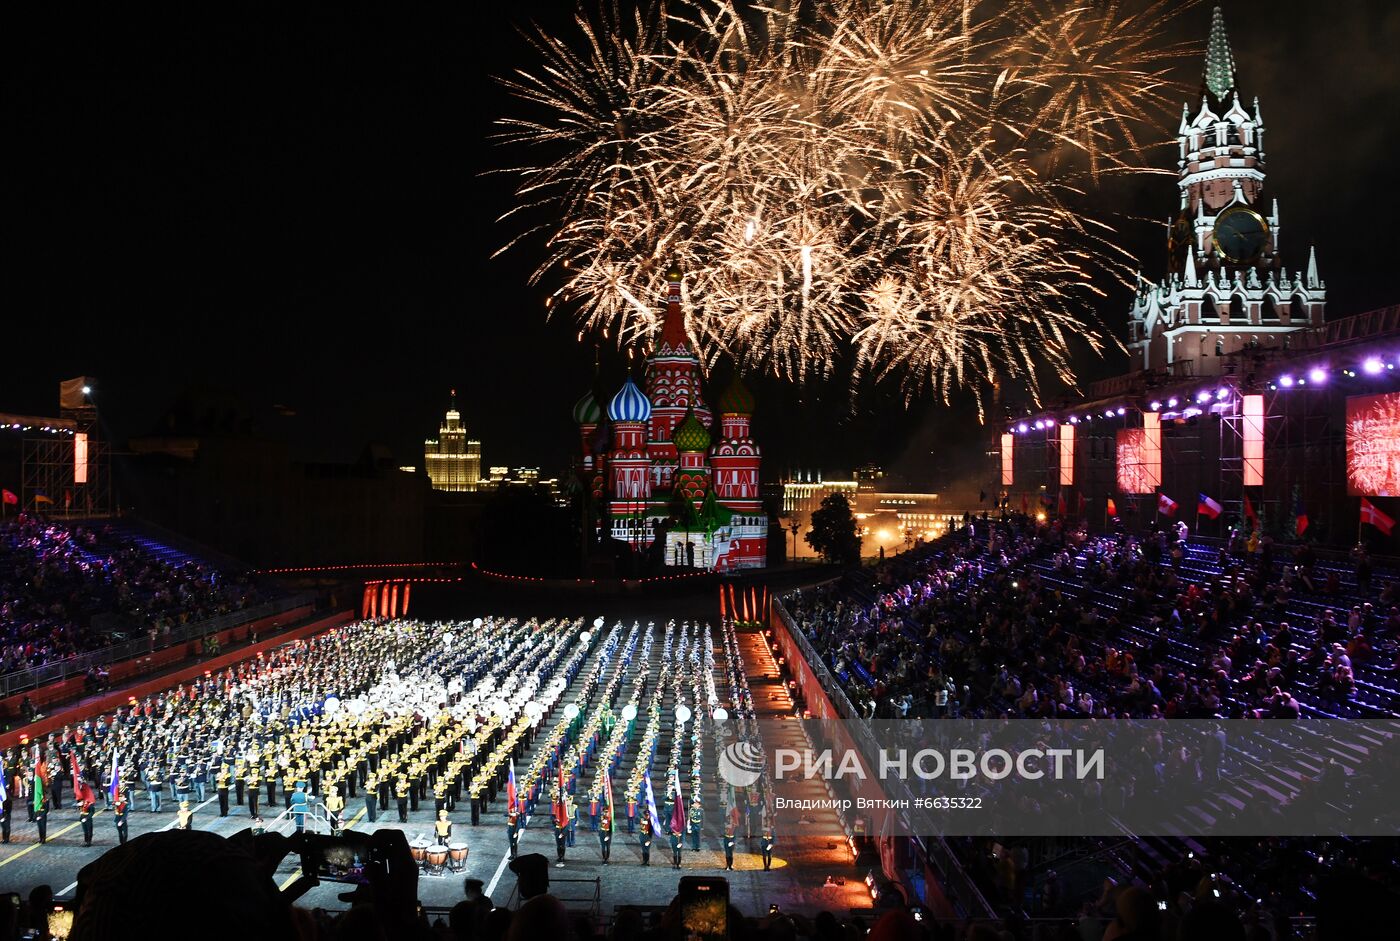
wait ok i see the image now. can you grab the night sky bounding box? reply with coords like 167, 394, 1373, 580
5, 1, 1398, 484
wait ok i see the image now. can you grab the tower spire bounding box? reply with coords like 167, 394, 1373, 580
660, 263, 689, 350
1203, 6, 1236, 102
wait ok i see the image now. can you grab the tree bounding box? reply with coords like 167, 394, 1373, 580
805, 493, 861, 566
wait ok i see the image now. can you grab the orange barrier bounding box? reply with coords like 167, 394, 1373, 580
0, 609, 354, 749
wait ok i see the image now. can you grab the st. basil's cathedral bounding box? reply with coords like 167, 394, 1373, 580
571, 267, 768, 572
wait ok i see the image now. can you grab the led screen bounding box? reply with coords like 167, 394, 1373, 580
1347, 391, 1400, 496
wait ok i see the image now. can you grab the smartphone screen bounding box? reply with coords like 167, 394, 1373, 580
48, 907, 74, 940
678, 876, 729, 941
304, 833, 375, 885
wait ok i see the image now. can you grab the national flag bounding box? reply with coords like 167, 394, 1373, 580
34, 492, 53, 506
670, 773, 685, 834
1243, 493, 1257, 527
506, 758, 518, 815
1057, 492, 1067, 516
1, 489, 16, 506
1106, 497, 1118, 517
1295, 493, 1309, 537
70, 752, 93, 806
0, 761, 7, 803
1198, 494, 1223, 520
1360, 498, 1395, 536
32, 763, 45, 814
603, 770, 614, 833
642, 772, 664, 836
1157, 493, 1179, 517
554, 764, 568, 828
108, 751, 121, 804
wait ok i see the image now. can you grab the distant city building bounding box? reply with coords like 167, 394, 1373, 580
779, 470, 948, 557
424, 391, 482, 492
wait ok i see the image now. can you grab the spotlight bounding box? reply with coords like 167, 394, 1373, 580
1017, 423, 1028, 433
1069, 416, 1079, 424
1149, 401, 1161, 411
1216, 388, 1229, 400
1279, 375, 1294, 387
1104, 410, 1114, 418
1167, 397, 1178, 408
1308, 368, 1326, 384
81, 385, 91, 395
1196, 391, 1212, 404
1116, 407, 1126, 416
1363, 357, 1383, 374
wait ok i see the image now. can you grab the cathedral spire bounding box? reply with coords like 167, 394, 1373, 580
660, 263, 689, 351
1203, 6, 1236, 103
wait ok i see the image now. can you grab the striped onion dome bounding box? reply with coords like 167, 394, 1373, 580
572, 389, 602, 425
717, 376, 755, 415
607, 377, 652, 422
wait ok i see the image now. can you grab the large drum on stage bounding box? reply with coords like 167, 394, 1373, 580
448, 842, 469, 871
410, 838, 430, 864
426, 844, 449, 872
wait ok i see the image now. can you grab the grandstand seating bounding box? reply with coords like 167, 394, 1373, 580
780, 515, 1399, 920
1, 513, 267, 675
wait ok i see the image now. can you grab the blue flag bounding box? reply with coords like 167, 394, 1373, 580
642, 772, 664, 836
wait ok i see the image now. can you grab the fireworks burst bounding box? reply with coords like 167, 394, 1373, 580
495, 0, 1198, 415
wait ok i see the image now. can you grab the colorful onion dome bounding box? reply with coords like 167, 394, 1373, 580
607, 377, 652, 422
572, 389, 602, 425
717, 376, 755, 415
671, 408, 712, 452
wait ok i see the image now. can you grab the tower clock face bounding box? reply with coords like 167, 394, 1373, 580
1212, 205, 1270, 264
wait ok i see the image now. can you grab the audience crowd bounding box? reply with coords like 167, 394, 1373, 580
0, 514, 262, 675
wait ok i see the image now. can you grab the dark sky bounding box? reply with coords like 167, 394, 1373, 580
5, 0, 1397, 483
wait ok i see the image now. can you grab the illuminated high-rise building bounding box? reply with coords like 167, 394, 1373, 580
424, 391, 482, 492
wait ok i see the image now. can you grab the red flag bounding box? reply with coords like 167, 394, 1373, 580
1361, 498, 1395, 536
1244, 493, 1257, 527
1157, 493, 1179, 517
70, 752, 94, 806
1198, 494, 1223, 520
1106, 498, 1118, 517
1295, 493, 1309, 537
670, 777, 685, 834
554, 764, 568, 828
506, 759, 518, 815
1, 489, 16, 506
1057, 493, 1067, 516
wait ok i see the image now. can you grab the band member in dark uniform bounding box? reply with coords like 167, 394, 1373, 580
761, 823, 775, 871
507, 809, 521, 859
79, 798, 96, 846
35, 793, 49, 844
722, 824, 736, 871
553, 806, 568, 867
637, 816, 652, 866
0, 794, 9, 844
597, 812, 612, 865
670, 824, 684, 869
113, 796, 129, 845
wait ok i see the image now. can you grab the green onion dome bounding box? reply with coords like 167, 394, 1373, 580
671, 408, 712, 452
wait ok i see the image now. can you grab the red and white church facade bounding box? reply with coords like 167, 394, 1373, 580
571, 267, 768, 571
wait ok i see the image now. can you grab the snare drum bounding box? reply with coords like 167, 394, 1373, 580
410, 839, 429, 863
427, 845, 449, 871
448, 842, 468, 870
